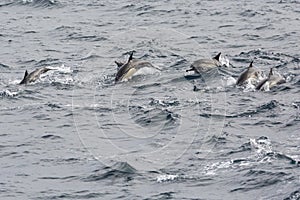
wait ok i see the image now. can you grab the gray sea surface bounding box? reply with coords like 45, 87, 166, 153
0, 0, 299, 199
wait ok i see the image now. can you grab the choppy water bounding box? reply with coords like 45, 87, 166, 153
1, 0, 300, 199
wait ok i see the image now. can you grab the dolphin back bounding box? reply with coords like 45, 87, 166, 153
190, 59, 221, 73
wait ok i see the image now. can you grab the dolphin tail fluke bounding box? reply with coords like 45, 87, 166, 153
115, 61, 124, 68
19, 70, 29, 84
213, 52, 221, 61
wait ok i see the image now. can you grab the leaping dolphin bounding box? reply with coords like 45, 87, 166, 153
236, 61, 263, 86
256, 68, 286, 91
115, 52, 156, 82
19, 67, 52, 85
186, 52, 227, 74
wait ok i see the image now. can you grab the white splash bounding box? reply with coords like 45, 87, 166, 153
219, 54, 230, 67
0, 89, 18, 97
224, 76, 236, 87
250, 137, 272, 154
156, 174, 178, 183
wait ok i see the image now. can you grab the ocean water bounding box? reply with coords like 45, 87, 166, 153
0, 0, 299, 199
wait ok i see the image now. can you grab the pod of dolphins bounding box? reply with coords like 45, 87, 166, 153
18, 51, 286, 91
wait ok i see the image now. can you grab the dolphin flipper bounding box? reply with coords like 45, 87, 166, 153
115, 61, 124, 68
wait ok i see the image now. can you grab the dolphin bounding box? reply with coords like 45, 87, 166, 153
115, 52, 155, 82
19, 67, 52, 85
186, 52, 227, 74
256, 68, 286, 91
236, 61, 263, 86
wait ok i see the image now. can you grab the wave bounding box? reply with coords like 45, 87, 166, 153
64, 33, 107, 42
204, 136, 299, 176
82, 162, 137, 182
200, 100, 279, 119
12, 0, 61, 8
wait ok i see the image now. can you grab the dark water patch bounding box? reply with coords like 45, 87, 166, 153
121, 3, 135, 9
50, 82, 74, 90
230, 57, 251, 64
64, 33, 107, 42
170, 58, 189, 70
54, 25, 73, 30
255, 24, 271, 30
0, 63, 10, 68
226, 142, 252, 155
47, 103, 62, 109
40, 157, 81, 165
231, 169, 293, 192
133, 82, 161, 90
242, 33, 260, 41
41, 134, 62, 140
275, 152, 300, 165
1, 151, 18, 158
78, 54, 102, 61
240, 9, 262, 17
17, 59, 36, 65
218, 24, 235, 29
44, 49, 61, 53
150, 192, 175, 199
39, 175, 77, 180
204, 135, 229, 146
265, 33, 296, 41
293, 79, 300, 86
270, 85, 292, 93
135, 4, 155, 12
200, 100, 280, 119
0, 2, 14, 7
137, 9, 174, 17
34, 58, 61, 67
279, 0, 300, 4
129, 105, 179, 128
33, 113, 51, 120
24, 30, 37, 34
39, 192, 105, 200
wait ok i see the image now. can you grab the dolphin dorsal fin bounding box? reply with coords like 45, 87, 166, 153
213, 52, 221, 61
269, 68, 273, 77
19, 70, 29, 84
128, 51, 134, 63
248, 61, 254, 68
24, 70, 28, 78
